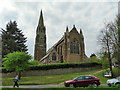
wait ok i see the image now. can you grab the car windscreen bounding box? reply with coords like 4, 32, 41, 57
116, 76, 120, 80
73, 77, 78, 80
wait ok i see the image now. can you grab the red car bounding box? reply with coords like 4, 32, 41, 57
64, 75, 100, 87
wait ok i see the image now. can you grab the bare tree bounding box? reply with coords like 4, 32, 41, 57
98, 15, 120, 77
98, 23, 113, 77
116, 14, 120, 66
0, 34, 2, 67
118, 1, 120, 66
108, 22, 118, 60
116, 14, 120, 76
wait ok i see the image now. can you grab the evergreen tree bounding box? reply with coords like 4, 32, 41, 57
1, 21, 28, 58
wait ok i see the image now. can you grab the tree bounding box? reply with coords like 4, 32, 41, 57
1, 21, 28, 58
116, 14, 120, 65
118, 2, 120, 65
98, 23, 114, 77
116, 14, 120, 75
98, 14, 120, 77
98, 51, 109, 69
2, 51, 32, 79
0, 34, 2, 66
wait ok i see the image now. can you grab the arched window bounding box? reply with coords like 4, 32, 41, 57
70, 42, 73, 53
52, 53, 56, 60
70, 39, 79, 54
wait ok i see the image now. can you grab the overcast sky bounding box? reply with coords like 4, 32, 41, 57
0, 0, 119, 58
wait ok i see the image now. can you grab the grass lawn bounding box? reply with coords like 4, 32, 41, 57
93, 67, 120, 84
2, 67, 120, 86
1, 86, 120, 90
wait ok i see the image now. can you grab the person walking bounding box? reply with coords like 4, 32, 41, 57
13, 75, 19, 87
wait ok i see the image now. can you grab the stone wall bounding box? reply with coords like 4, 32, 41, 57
2, 66, 101, 78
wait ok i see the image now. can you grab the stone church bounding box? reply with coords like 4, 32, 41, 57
34, 10, 88, 64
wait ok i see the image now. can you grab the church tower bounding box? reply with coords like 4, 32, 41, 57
34, 10, 46, 61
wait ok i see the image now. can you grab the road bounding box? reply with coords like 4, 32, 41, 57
0, 84, 108, 88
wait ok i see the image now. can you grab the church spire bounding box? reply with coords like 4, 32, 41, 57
34, 10, 46, 61
38, 10, 44, 26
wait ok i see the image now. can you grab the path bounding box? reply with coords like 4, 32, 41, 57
92, 69, 104, 75
0, 85, 64, 88
0, 84, 107, 88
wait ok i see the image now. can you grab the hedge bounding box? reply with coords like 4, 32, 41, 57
29, 63, 102, 70
2, 63, 102, 73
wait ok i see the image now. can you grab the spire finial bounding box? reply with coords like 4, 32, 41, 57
80, 29, 83, 34
73, 25, 75, 28
66, 26, 69, 32
38, 9, 44, 26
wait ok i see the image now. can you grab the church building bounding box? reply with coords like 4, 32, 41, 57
34, 10, 88, 64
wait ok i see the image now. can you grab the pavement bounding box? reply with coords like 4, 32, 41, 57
0, 84, 108, 88
0, 85, 64, 88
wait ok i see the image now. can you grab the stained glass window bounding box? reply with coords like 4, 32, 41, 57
70, 39, 79, 54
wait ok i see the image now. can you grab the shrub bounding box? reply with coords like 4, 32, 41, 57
29, 63, 102, 70
29, 60, 40, 66
2, 62, 102, 72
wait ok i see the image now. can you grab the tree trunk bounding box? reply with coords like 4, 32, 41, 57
108, 52, 113, 77
107, 37, 113, 78
18, 71, 21, 79
118, 31, 120, 76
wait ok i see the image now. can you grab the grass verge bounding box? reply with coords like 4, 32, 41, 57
2, 69, 102, 86
1, 86, 120, 90
2, 67, 120, 86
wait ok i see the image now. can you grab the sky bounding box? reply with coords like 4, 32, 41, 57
0, 0, 119, 58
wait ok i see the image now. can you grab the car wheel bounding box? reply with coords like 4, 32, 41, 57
69, 84, 74, 87
108, 84, 111, 87
115, 83, 120, 87
92, 83, 98, 87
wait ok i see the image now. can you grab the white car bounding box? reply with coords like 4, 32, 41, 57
107, 76, 120, 87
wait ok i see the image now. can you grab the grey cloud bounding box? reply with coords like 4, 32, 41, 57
0, 2, 118, 57
1, 9, 18, 26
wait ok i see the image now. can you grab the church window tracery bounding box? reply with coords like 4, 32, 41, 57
70, 38, 79, 54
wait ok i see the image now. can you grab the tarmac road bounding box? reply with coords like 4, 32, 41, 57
0, 84, 108, 88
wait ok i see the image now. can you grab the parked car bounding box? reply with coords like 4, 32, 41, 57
107, 76, 120, 87
64, 75, 100, 87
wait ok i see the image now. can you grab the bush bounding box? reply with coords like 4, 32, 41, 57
29, 60, 40, 66
2, 62, 102, 72
29, 63, 102, 70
